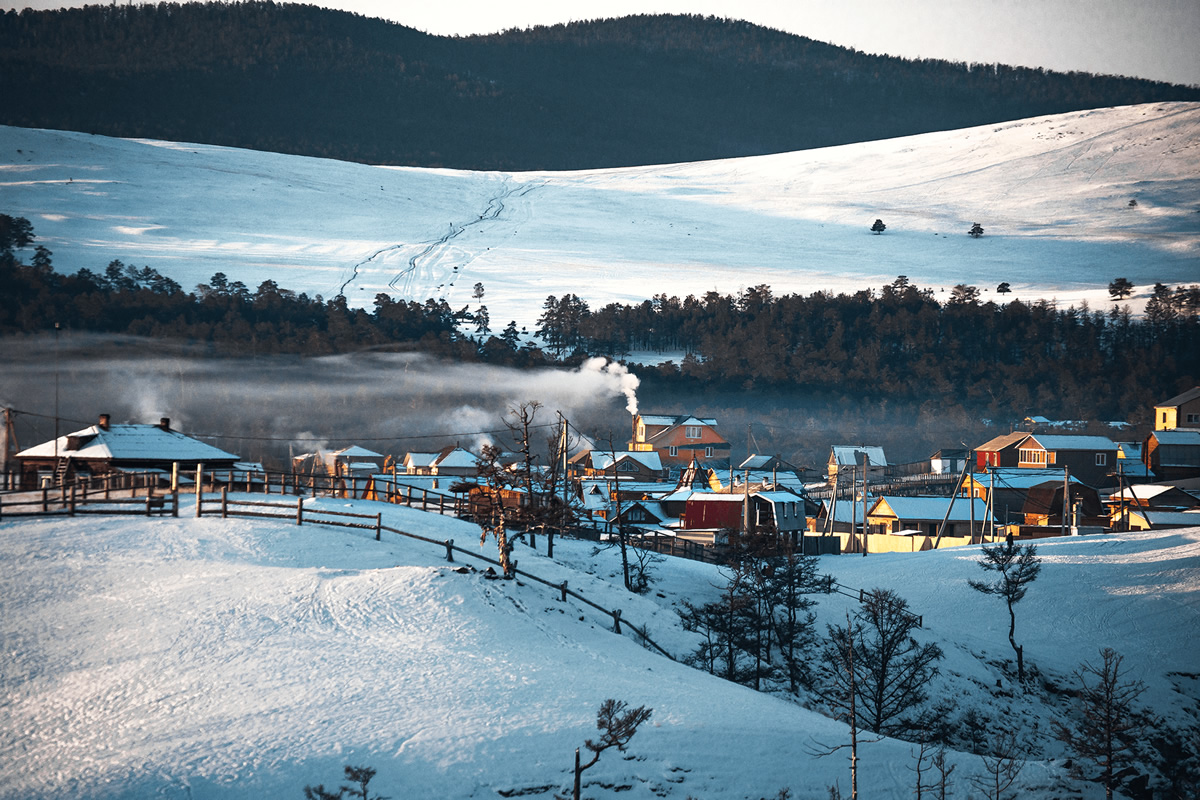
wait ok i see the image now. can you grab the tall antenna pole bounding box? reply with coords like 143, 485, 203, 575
53, 322, 60, 463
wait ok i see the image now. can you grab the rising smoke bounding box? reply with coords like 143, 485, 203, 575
2, 334, 644, 464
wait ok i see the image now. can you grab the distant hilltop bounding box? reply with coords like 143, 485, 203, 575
1, 4, 1198, 170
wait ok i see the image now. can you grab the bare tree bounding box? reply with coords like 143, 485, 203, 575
569, 699, 652, 800
1053, 647, 1149, 800
818, 589, 943, 736
304, 765, 388, 800
968, 541, 1041, 682
475, 443, 516, 578
969, 729, 1025, 800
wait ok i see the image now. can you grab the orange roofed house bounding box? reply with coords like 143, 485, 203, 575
628, 413, 731, 473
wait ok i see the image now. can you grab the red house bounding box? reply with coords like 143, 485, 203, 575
628, 413, 731, 471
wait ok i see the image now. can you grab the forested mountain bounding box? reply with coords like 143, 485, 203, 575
2, 2, 1197, 170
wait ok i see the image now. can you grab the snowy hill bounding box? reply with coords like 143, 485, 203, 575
2, 498, 1198, 799
3, 102, 1198, 331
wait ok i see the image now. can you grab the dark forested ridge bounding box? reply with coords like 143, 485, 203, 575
2, 3, 1197, 170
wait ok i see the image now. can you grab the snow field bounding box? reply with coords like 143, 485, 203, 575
3, 102, 1198, 333
2, 493, 1198, 799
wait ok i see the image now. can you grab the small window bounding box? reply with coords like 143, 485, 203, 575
1095, 453, 1107, 466
617, 461, 638, 472
1188, 413, 1200, 424
668, 446, 678, 457
685, 426, 701, 439
705, 446, 714, 458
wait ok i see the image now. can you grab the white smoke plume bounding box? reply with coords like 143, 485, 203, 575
579, 357, 640, 416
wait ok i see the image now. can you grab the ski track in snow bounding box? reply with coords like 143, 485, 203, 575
335, 178, 542, 300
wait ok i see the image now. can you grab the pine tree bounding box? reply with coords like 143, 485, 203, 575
968, 541, 1041, 682
871, 219, 887, 235
968, 222, 984, 238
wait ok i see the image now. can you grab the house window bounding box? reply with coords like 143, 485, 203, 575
1188, 414, 1200, 424
1019, 448, 1046, 465
685, 426, 702, 439
1095, 453, 1107, 466
704, 446, 714, 458
637, 423, 646, 441
668, 446, 678, 457
617, 461, 638, 472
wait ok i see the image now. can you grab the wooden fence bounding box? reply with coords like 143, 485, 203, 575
0, 473, 179, 519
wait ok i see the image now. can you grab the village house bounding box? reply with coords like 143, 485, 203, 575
964, 467, 1102, 528
974, 431, 1031, 470
628, 413, 731, 472
1105, 484, 1199, 531
1014, 433, 1118, 488
866, 495, 993, 539
403, 445, 478, 478
930, 448, 969, 475
325, 445, 386, 477
1153, 386, 1200, 431
569, 449, 665, 481
1143, 429, 1200, 481
14, 414, 239, 488
827, 445, 887, 481
1119, 508, 1200, 531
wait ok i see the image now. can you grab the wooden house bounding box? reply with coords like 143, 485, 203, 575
628, 413, 731, 471
964, 468, 1100, 527
930, 448, 969, 475
1143, 429, 1200, 481
569, 449, 665, 481
1121, 509, 1200, 531
866, 495, 993, 539
14, 414, 238, 487
403, 446, 478, 477
326, 445, 386, 477
827, 445, 887, 481
974, 431, 1031, 471
1015, 434, 1118, 487
1154, 386, 1200, 431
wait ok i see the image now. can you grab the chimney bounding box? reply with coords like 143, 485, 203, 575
159, 417, 170, 432
98, 413, 110, 431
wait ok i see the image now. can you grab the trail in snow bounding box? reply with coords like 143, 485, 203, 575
335, 179, 542, 299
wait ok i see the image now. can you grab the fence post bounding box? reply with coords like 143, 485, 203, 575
421, 489, 428, 511
612, 609, 622, 634
445, 539, 454, 562
375, 513, 381, 541
69, 483, 76, 516
172, 490, 179, 518
145, 492, 152, 517
221, 487, 228, 519
560, 580, 568, 602
42, 485, 48, 513
195, 464, 204, 518
296, 496, 303, 526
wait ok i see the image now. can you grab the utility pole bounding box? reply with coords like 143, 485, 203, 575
1062, 467, 1070, 537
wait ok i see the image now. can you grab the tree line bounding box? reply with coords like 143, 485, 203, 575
4, 215, 1197, 427
2, 4, 1197, 171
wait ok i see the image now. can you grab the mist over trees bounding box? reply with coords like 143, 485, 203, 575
3, 219, 1199, 446
2, 4, 1197, 170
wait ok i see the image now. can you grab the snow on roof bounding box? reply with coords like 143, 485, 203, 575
830, 445, 887, 467
753, 490, 806, 505
1152, 430, 1200, 445
1107, 485, 1198, 503
17, 423, 238, 462
966, 468, 1083, 489
433, 448, 477, 469
590, 451, 663, 471
1025, 434, 1117, 450
874, 496, 992, 522
334, 445, 384, 459
404, 452, 440, 467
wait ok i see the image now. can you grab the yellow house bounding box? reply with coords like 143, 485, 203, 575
1154, 386, 1200, 431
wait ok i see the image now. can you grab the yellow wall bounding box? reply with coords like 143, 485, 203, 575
836, 532, 974, 554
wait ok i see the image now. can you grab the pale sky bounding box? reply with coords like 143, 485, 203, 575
4, 0, 1199, 86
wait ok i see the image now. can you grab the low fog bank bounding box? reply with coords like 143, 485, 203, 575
4, 334, 1021, 470
1, 333, 641, 464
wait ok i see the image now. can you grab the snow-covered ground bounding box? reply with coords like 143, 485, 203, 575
3, 102, 1198, 331
2, 498, 1197, 799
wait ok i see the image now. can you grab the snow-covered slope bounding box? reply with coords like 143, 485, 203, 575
3, 103, 1198, 330
2, 498, 1198, 799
